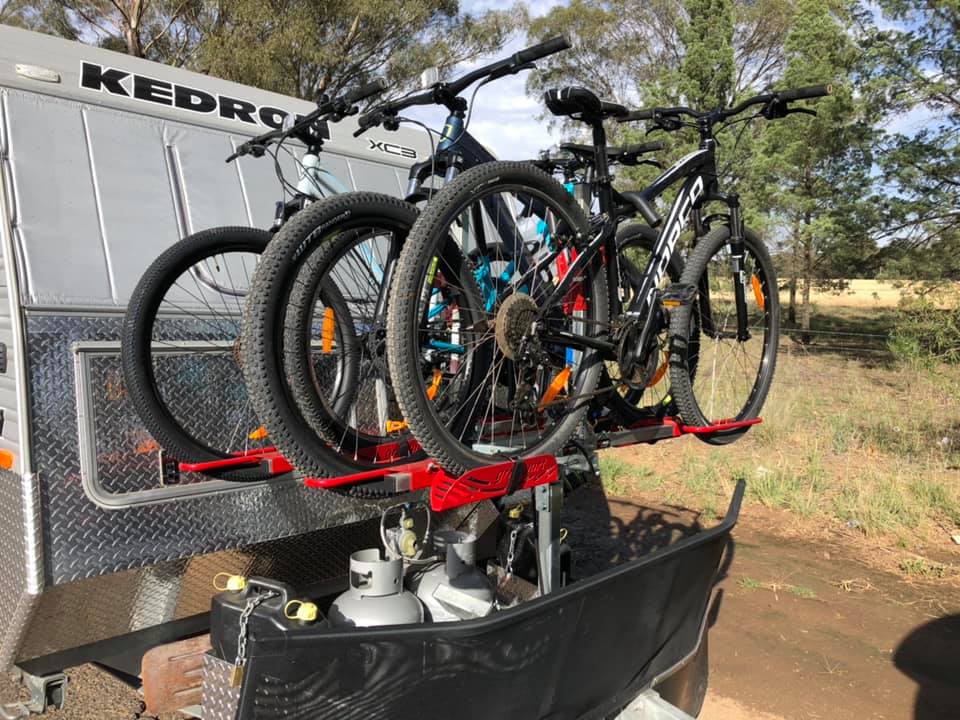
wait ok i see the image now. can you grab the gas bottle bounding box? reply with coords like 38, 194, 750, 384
328, 549, 424, 627
408, 530, 494, 622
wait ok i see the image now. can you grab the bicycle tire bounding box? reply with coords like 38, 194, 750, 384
241, 193, 426, 484
387, 161, 608, 476
668, 225, 778, 444
121, 226, 273, 481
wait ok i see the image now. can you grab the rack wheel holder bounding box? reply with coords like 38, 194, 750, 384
178, 416, 761, 513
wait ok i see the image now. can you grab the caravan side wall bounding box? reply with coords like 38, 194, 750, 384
0, 26, 430, 670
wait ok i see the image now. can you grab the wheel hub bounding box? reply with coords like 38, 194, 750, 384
495, 292, 539, 360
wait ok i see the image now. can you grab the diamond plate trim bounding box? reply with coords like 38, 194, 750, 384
16, 519, 378, 662
25, 313, 404, 583
202, 653, 241, 720
0, 469, 43, 669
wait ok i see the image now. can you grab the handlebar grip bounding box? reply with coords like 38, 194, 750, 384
345, 78, 388, 105
623, 140, 665, 154
617, 108, 656, 122
513, 35, 570, 65
780, 84, 832, 102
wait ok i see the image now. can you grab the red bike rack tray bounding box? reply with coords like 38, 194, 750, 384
179, 448, 293, 476
178, 415, 760, 511
597, 416, 762, 448
304, 454, 559, 512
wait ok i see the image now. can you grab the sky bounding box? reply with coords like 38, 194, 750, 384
404, 0, 569, 160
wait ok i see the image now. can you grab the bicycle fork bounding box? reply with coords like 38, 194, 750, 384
727, 196, 751, 342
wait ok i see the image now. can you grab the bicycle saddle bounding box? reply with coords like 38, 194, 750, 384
544, 87, 627, 121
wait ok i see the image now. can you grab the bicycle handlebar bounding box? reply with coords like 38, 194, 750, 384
226, 78, 387, 162
779, 84, 832, 102
617, 84, 832, 126
343, 78, 389, 105
514, 36, 570, 65
354, 36, 570, 136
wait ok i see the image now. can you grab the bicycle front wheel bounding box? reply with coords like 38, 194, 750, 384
668, 225, 778, 443
387, 161, 608, 476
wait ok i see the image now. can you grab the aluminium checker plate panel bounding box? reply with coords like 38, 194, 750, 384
25, 313, 398, 585
0, 469, 42, 669
16, 518, 380, 664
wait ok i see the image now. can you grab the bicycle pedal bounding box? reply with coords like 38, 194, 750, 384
661, 283, 697, 308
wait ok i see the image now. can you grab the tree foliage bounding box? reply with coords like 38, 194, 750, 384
750, 0, 876, 330
2, 0, 511, 101
525, 0, 793, 109
867, 0, 959, 282
195, 0, 511, 100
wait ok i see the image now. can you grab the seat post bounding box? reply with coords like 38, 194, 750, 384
591, 119, 613, 212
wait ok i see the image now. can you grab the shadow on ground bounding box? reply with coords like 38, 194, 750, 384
894, 614, 960, 719
562, 482, 707, 577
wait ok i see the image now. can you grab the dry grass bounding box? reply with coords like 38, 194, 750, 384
603, 304, 960, 579
780, 279, 960, 309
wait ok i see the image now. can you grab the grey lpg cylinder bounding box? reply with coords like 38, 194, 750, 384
409, 530, 494, 622
328, 549, 424, 627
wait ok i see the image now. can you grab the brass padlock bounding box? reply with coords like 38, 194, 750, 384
229, 664, 244, 688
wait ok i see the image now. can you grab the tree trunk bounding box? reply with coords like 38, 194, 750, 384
787, 218, 799, 326
123, 0, 145, 58
124, 25, 144, 57
788, 276, 797, 325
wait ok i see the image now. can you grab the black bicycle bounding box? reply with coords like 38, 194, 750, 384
387, 84, 830, 475
239, 37, 575, 480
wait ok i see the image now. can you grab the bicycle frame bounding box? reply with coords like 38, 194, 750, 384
534, 126, 751, 352
366, 110, 538, 324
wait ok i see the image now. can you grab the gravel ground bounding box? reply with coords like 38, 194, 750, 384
0, 665, 181, 719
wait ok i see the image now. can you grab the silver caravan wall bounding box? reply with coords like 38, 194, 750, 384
0, 25, 431, 670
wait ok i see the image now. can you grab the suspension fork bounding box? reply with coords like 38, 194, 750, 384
727, 195, 751, 342
372, 233, 402, 325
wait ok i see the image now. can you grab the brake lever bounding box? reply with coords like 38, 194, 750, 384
226, 143, 253, 164
786, 107, 817, 117
489, 61, 535, 81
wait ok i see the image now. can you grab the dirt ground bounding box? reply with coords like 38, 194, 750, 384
564, 485, 960, 720
3, 483, 958, 719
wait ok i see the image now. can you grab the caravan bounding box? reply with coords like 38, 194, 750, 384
0, 23, 428, 691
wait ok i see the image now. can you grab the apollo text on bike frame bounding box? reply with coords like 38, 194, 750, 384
645, 173, 705, 305
79, 61, 330, 138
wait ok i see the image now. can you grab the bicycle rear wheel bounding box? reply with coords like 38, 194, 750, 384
668, 225, 778, 443
387, 161, 608, 476
121, 227, 278, 481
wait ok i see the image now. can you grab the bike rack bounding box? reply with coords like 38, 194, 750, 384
178, 416, 761, 511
